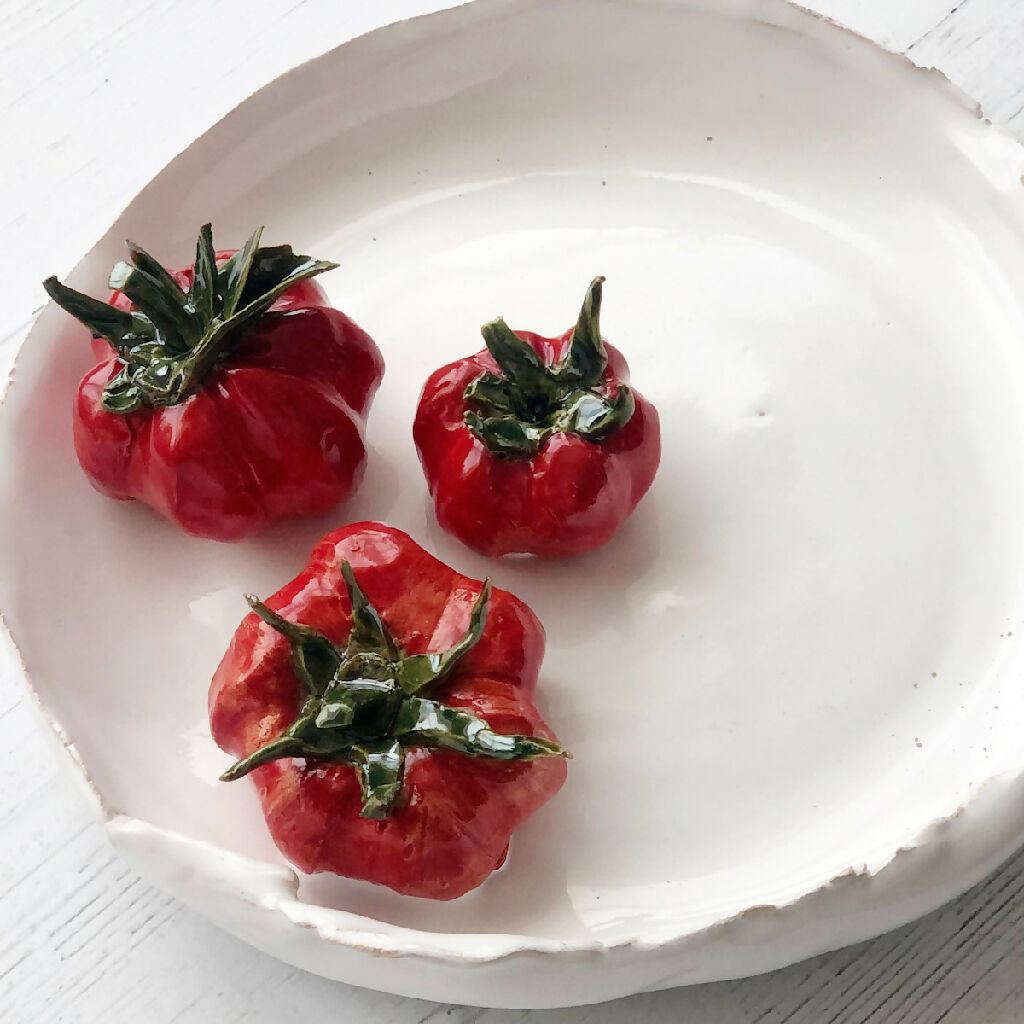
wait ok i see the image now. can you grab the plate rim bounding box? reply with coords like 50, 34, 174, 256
4, 0, 1024, 997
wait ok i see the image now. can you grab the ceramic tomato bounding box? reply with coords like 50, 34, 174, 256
44, 225, 384, 540
413, 278, 660, 557
209, 522, 567, 900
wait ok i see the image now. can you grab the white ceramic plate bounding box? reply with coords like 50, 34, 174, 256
4, 0, 1024, 1009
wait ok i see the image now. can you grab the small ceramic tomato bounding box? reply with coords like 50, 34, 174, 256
209, 521, 568, 900
44, 224, 384, 540
413, 278, 660, 557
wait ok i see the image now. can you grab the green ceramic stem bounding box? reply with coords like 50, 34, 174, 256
463, 277, 635, 458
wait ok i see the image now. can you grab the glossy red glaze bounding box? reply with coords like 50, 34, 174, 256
208, 522, 567, 900
73, 252, 384, 541
413, 327, 660, 557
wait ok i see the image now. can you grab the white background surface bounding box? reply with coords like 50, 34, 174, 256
2, 1, 1024, 1021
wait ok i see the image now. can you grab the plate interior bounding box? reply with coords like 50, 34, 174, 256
4, 0, 1024, 951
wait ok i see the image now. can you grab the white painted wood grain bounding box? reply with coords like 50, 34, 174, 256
3, 1, 1024, 1021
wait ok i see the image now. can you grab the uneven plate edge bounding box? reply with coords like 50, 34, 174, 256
0, 0, 1023, 997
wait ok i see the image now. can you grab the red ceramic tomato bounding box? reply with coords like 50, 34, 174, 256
44, 225, 384, 540
209, 521, 568, 900
414, 277, 660, 557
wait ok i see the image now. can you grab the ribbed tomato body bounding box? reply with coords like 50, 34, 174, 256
209, 522, 567, 899
73, 257, 384, 540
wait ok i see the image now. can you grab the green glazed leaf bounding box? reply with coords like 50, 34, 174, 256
217, 225, 263, 317
571, 383, 634, 441
480, 317, 553, 398
340, 561, 400, 662
219, 734, 308, 782
397, 582, 491, 695
350, 739, 405, 818
463, 372, 520, 417
101, 367, 146, 415
107, 263, 193, 352
126, 241, 189, 308
246, 596, 341, 699
190, 222, 218, 327
464, 412, 550, 458
557, 275, 607, 384
395, 698, 564, 760
42, 276, 155, 356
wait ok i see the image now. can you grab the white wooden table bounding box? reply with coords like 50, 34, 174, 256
2, 2, 1024, 1020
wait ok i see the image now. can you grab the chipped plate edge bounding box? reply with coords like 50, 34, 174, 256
3, 0, 1024, 1006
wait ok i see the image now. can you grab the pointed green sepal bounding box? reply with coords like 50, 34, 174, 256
219, 734, 308, 782
190, 222, 218, 326
395, 697, 565, 760
557, 275, 607, 384
397, 581, 491, 694
246, 595, 341, 699
41, 276, 155, 357
339, 561, 400, 661
463, 411, 549, 458
480, 317, 552, 399
217, 226, 263, 317
351, 739, 405, 818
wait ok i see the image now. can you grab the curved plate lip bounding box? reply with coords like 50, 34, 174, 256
3, 0, 1024, 980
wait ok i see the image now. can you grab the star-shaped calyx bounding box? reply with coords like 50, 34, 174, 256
463, 277, 635, 458
43, 224, 337, 415
220, 562, 566, 819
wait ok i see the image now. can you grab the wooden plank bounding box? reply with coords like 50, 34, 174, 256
909, 0, 1024, 135
804, 0, 954, 50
